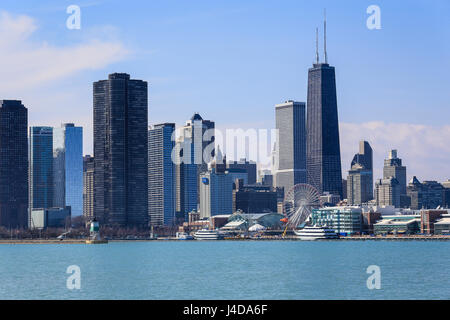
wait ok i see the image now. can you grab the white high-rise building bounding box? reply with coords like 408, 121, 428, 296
275, 100, 306, 193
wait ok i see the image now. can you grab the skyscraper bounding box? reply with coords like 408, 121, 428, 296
0, 100, 28, 228
53, 123, 83, 216
347, 141, 373, 205
275, 100, 307, 193
306, 21, 343, 198
148, 123, 176, 226
175, 113, 215, 217
347, 166, 372, 206
199, 168, 233, 219
375, 177, 401, 208
29, 126, 53, 226
93, 73, 148, 228
383, 150, 407, 195
83, 155, 94, 222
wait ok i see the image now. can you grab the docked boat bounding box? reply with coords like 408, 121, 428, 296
176, 232, 194, 240
194, 229, 223, 240
294, 225, 339, 240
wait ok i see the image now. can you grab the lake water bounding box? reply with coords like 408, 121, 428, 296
0, 241, 449, 299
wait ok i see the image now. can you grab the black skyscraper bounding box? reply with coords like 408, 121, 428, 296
93, 73, 148, 228
306, 21, 343, 198
0, 100, 28, 228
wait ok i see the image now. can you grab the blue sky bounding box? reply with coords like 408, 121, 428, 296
0, 0, 449, 181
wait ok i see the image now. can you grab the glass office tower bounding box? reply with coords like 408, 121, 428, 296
148, 123, 176, 226
53, 123, 83, 216
29, 126, 54, 226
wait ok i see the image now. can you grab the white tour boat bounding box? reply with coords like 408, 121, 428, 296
294, 225, 339, 240
193, 229, 223, 240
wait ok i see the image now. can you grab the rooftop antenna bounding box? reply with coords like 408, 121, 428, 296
315, 27, 319, 64
324, 9, 328, 64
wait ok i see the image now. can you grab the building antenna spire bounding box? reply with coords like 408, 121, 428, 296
315, 27, 319, 64
324, 8, 328, 64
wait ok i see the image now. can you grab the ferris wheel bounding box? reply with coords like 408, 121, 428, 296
282, 184, 320, 232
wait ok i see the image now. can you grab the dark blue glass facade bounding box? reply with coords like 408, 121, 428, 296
53, 123, 83, 216
29, 126, 53, 227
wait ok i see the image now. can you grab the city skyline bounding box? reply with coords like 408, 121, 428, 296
0, 1, 449, 184
1, 2, 450, 306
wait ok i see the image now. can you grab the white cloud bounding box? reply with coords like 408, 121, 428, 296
0, 11, 128, 93
210, 121, 450, 182
0, 11, 128, 155
340, 121, 450, 182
